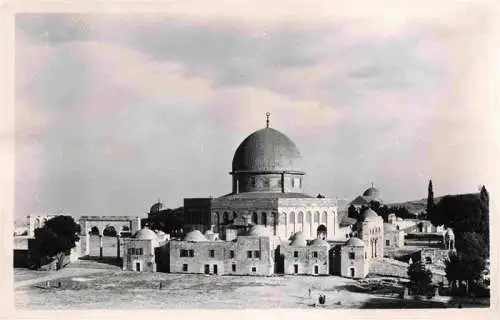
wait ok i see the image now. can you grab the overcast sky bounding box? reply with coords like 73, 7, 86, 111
14, 1, 500, 220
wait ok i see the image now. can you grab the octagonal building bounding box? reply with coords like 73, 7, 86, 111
184, 117, 342, 242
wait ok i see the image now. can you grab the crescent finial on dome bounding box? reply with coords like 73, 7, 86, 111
266, 112, 270, 128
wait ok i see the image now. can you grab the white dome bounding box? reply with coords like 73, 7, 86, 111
183, 230, 208, 242
290, 231, 307, 246
346, 237, 365, 247
247, 225, 270, 237
134, 227, 157, 240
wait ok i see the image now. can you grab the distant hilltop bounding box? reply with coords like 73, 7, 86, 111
389, 193, 480, 215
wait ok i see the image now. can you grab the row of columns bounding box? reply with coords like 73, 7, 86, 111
95, 234, 121, 260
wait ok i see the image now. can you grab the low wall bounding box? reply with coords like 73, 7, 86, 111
369, 258, 409, 278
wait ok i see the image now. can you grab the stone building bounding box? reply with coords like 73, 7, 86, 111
340, 237, 369, 278
282, 232, 330, 275
357, 208, 385, 259
122, 227, 169, 272
183, 118, 340, 242
169, 226, 277, 276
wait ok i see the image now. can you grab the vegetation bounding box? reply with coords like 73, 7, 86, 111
429, 185, 490, 296
407, 261, 433, 295
426, 179, 434, 219
31, 215, 81, 270
348, 203, 415, 222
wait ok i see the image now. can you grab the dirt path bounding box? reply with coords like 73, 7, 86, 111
15, 268, 107, 289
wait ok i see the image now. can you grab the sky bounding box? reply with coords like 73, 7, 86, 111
13, 1, 500, 220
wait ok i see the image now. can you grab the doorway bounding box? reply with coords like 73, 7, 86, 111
349, 267, 355, 278
213, 264, 218, 275
317, 225, 327, 240
314, 265, 319, 274
204, 264, 210, 274
294, 264, 298, 274
135, 262, 141, 272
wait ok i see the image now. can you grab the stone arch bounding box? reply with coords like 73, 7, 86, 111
90, 226, 100, 235
322, 211, 328, 226
314, 212, 320, 223
261, 212, 267, 227
223, 212, 229, 224
317, 224, 327, 240
103, 225, 117, 237
298, 212, 304, 231
289, 212, 296, 233
425, 256, 432, 264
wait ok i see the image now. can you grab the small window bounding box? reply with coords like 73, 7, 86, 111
254, 251, 260, 259
263, 178, 270, 188
251, 267, 257, 272
313, 251, 318, 258
189, 249, 194, 257
138, 248, 143, 255
251, 177, 256, 187
232, 264, 236, 272
349, 252, 355, 260
230, 250, 235, 259
247, 251, 252, 258
182, 264, 188, 272
314, 265, 319, 274
365, 252, 367, 259
292, 178, 295, 188
180, 249, 186, 257
386, 240, 390, 246
294, 251, 298, 258
299, 178, 302, 188
294, 264, 298, 274
209, 250, 215, 258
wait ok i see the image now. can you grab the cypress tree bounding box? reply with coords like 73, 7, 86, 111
427, 179, 435, 219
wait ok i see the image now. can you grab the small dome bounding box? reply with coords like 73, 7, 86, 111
445, 228, 454, 236
204, 230, 214, 235
246, 225, 270, 237
150, 201, 164, 213
363, 186, 380, 198
183, 230, 208, 242
346, 237, 365, 247
309, 238, 330, 249
290, 231, 307, 246
362, 208, 379, 221
134, 227, 158, 240
384, 223, 396, 232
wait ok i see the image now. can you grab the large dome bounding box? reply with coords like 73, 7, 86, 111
232, 128, 302, 172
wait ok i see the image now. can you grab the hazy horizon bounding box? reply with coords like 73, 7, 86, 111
14, 3, 498, 220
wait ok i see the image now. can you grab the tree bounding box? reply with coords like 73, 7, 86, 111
445, 232, 487, 294
31, 215, 81, 270
347, 205, 358, 220
432, 194, 487, 236
407, 261, 433, 295
426, 179, 434, 219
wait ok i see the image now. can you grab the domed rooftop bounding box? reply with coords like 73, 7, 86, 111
246, 225, 270, 237
150, 201, 164, 213
183, 230, 208, 242
362, 208, 379, 221
346, 237, 365, 247
134, 227, 157, 240
309, 238, 330, 248
290, 231, 307, 246
362, 186, 381, 201
232, 127, 302, 172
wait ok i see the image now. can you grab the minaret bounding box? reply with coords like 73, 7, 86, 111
266, 112, 270, 128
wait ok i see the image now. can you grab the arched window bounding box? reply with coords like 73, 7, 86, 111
223, 212, 229, 224
322, 211, 328, 224
263, 177, 270, 188
298, 212, 304, 224
233, 211, 237, 220
425, 257, 432, 264
306, 212, 312, 223
252, 212, 258, 224
251, 177, 256, 188
290, 212, 296, 224
262, 212, 267, 226
280, 213, 287, 224
314, 212, 320, 223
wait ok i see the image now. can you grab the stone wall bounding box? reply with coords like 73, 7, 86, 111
282, 244, 329, 275
369, 258, 409, 278
341, 245, 368, 278
168, 236, 274, 276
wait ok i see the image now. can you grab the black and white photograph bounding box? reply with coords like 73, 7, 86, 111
3, 0, 499, 316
